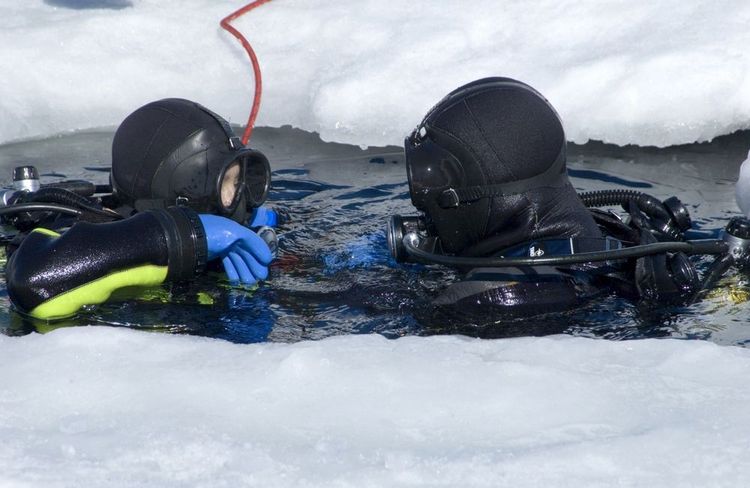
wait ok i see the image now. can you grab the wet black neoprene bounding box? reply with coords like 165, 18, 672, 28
402, 77, 611, 312
6, 207, 206, 319
405, 77, 601, 256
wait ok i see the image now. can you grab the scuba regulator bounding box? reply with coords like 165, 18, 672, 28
0, 164, 120, 241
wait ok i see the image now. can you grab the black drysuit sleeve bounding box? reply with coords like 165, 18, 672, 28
5, 207, 207, 320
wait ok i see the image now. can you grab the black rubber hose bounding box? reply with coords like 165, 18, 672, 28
578, 189, 650, 208
0, 203, 82, 217
580, 188, 670, 218
403, 236, 728, 268
699, 254, 735, 291
30, 187, 96, 208
28, 187, 121, 220
40, 180, 96, 197
689, 254, 736, 305
579, 189, 679, 239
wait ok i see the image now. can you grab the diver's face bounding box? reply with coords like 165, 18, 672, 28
220, 160, 243, 209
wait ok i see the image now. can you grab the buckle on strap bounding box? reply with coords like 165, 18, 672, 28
437, 188, 460, 208
228, 136, 243, 150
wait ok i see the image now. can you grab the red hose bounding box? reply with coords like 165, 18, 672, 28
220, 0, 273, 145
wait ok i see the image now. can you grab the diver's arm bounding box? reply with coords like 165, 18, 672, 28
5, 207, 207, 320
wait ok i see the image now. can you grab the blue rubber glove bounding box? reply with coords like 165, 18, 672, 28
249, 206, 277, 228
199, 214, 274, 284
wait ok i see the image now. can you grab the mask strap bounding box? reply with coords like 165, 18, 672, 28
194, 103, 243, 150
436, 152, 567, 208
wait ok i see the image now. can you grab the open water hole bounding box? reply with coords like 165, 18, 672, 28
1, 127, 749, 346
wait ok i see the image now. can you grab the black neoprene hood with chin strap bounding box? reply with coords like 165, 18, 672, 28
110, 98, 270, 223
404, 77, 600, 255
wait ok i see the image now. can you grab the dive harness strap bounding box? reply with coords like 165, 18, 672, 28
436, 153, 566, 208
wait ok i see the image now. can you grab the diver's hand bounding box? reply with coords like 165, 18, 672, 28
249, 206, 277, 228
199, 214, 274, 284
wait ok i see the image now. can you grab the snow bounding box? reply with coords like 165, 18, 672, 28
3, 2, 750, 485
0, 0, 749, 147
2, 327, 750, 487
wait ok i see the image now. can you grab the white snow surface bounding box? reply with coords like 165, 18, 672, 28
2, 327, 750, 487
1, 0, 749, 147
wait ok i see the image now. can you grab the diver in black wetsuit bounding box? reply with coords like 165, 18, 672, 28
387, 77, 748, 315
4, 98, 278, 320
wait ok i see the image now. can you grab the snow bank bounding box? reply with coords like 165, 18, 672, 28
1, 0, 749, 148
1, 327, 749, 487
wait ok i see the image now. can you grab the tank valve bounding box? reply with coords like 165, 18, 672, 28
723, 216, 750, 265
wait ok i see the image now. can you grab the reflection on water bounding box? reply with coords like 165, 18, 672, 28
1, 127, 750, 346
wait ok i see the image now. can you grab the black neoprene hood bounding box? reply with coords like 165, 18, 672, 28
405, 77, 598, 255
111, 98, 270, 223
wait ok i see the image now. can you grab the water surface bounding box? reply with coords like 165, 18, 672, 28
1, 127, 749, 345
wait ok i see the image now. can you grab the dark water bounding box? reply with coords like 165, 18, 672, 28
1, 127, 749, 346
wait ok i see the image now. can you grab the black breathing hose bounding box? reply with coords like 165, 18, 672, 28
578, 189, 652, 208
403, 235, 728, 268
0, 203, 83, 217
28, 187, 121, 220
697, 254, 736, 293
579, 189, 672, 221
578, 189, 684, 240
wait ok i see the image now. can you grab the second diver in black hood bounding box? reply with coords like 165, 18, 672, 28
387, 77, 732, 314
